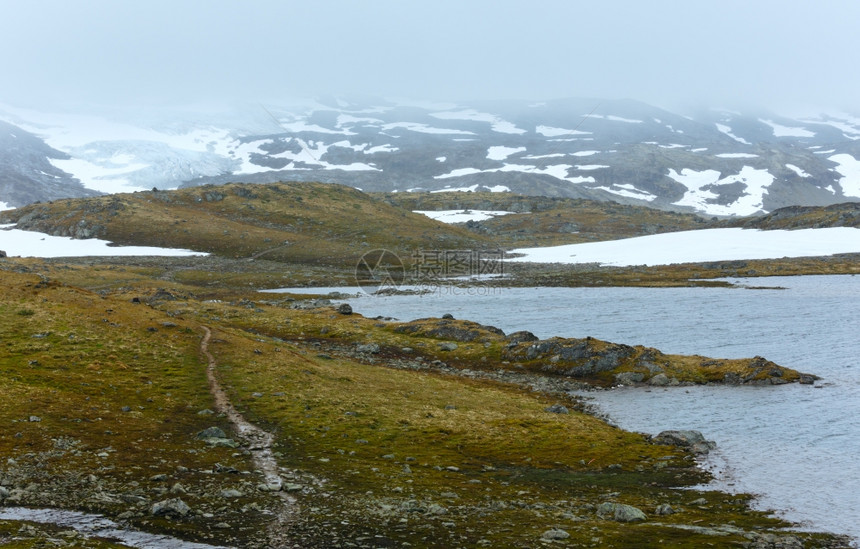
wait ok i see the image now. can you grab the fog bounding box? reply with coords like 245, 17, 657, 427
1, 0, 859, 114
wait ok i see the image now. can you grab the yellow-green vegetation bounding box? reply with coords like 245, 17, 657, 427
3, 183, 859, 289
380, 191, 712, 247
0, 255, 850, 547
0, 182, 487, 265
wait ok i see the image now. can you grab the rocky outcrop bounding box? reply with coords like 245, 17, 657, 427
500, 335, 811, 386
653, 430, 717, 455
502, 336, 637, 378
394, 318, 505, 343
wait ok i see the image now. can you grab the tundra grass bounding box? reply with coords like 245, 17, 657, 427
0, 264, 848, 547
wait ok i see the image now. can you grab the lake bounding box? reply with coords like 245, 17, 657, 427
302, 275, 860, 542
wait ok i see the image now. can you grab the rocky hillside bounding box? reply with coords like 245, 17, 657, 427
2, 98, 859, 215
0, 120, 100, 208
0, 182, 487, 264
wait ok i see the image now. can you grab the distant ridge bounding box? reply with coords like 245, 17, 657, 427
2, 98, 859, 215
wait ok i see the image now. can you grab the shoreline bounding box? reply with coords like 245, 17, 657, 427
0, 261, 855, 547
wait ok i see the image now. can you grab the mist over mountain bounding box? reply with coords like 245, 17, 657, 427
1, 97, 858, 216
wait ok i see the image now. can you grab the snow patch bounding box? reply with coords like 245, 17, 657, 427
759, 119, 815, 138
364, 144, 398, 154
413, 210, 517, 223
571, 150, 600, 157
435, 163, 595, 185
436, 156, 447, 162
430, 110, 526, 134
336, 114, 384, 127
381, 122, 475, 135
585, 114, 643, 124
593, 185, 657, 201
508, 227, 860, 267
786, 164, 811, 178
574, 164, 610, 171
828, 154, 860, 197
715, 124, 752, 145
715, 153, 759, 159
535, 125, 592, 137
0, 201, 13, 211
487, 146, 526, 161
430, 185, 510, 193
668, 166, 774, 216
0, 226, 207, 258
49, 155, 153, 194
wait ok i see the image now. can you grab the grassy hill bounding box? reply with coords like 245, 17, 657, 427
0, 260, 846, 548
1, 182, 488, 265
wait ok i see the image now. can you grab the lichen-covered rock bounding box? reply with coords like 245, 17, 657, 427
597, 502, 647, 522
503, 337, 636, 377
541, 528, 570, 540
394, 318, 505, 343
151, 497, 191, 517
653, 430, 716, 454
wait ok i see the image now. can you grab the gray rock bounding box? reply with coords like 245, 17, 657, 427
544, 404, 569, 414
426, 503, 448, 515
654, 430, 716, 454
542, 528, 570, 540
614, 371, 645, 385
597, 502, 647, 522
505, 331, 539, 344
439, 342, 458, 351
0, 486, 9, 500
196, 426, 227, 440
151, 498, 191, 517
356, 343, 380, 354
337, 303, 353, 315
655, 503, 675, 515
220, 489, 243, 498
648, 373, 671, 386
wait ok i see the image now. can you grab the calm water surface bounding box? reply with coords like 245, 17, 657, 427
325, 275, 860, 541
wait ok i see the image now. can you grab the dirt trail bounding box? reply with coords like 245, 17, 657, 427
199, 326, 297, 547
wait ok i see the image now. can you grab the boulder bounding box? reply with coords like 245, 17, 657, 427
356, 343, 380, 354
614, 371, 645, 385
544, 404, 569, 414
541, 528, 570, 540
337, 303, 353, 315
196, 426, 227, 440
653, 430, 716, 454
654, 503, 675, 515
151, 498, 191, 517
505, 330, 539, 345
597, 502, 647, 522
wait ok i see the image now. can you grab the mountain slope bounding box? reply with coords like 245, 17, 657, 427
2, 98, 860, 215
0, 120, 101, 208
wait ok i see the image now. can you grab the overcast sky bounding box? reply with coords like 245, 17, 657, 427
1, 0, 859, 114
